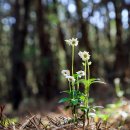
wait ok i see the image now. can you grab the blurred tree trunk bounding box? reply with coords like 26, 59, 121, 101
36, 0, 59, 100
75, 0, 92, 53
106, 5, 112, 43
112, 0, 124, 77
11, 0, 30, 110
112, 0, 122, 45
53, 0, 71, 70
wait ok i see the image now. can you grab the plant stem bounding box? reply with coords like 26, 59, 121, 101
69, 82, 71, 92
83, 60, 87, 130
86, 62, 90, 126
85, 61, 87, 80
77, 77, 79, 90
83, 60, 90, 129
84, 60, 87, 107
87, 62, 90, 99
83, 111, 86, 130
71, 45, 76, 121
72, 45, 74, 76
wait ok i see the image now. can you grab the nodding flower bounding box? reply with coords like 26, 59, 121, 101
76, 70, 85, 78
61, 70, 70, 77
65, 76, 76, 83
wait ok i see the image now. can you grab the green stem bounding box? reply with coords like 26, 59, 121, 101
85, 61, 87, 80
77, 77, 79, 90
71, 46, 75, 98
86, 61, 90, 127
69, 82, 71, 92
72, 45, 74, 76
87, 63, 90, 99
71, 45, 76, 121
83, 61, 87, 129
84, 60, 88, 107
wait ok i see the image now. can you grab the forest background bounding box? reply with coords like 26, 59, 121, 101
0, 0, 130, 111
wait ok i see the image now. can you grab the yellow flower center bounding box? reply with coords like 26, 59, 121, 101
83, 54, 87, 58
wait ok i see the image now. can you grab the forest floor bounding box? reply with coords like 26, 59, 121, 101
0, 97, 130, 130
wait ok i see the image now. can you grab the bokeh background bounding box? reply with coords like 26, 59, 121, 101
0, 0, 130, 111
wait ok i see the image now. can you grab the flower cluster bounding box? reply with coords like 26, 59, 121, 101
60, 37, 104, 127
62, 38, 91, 82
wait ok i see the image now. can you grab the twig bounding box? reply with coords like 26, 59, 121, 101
19, 115, 35, 130
52, 123, 75, 130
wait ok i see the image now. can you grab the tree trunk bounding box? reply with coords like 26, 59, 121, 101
36, 0, 59, 100
52, 0, 71, 70
106, 4, 112, 43
75, 0, 92, 53
112, 0, 124, 77
11, 0, 30, 110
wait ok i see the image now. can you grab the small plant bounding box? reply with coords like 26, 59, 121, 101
114, 78, 124, 99
59, 38, 104, 129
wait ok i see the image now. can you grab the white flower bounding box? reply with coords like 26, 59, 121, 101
114, 78, 120, 85
65, 39, 71, 46
71, 38, 78, 46
65, 38, 78, 46
66, 76, 75, 82
76, 70, 85, 78
78, 51, 90, 61
119, 111, 128, 120
61, 70, 70, 77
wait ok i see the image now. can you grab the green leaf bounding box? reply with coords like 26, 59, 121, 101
71, 99, 79, 105
91, 108, 96, 112
80, 95, 85, 101
93, 106, 104, 109
60, 90, 70, 94
97, 114, 110, 121
90, 78, 105, 85
89, 112, 96, 117
80, 106, 89, 112
78, 79, 88, 85
59, 97, 70, 103
73, 74, 78, 79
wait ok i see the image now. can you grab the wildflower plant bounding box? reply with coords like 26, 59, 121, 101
59, 38, 104, 128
